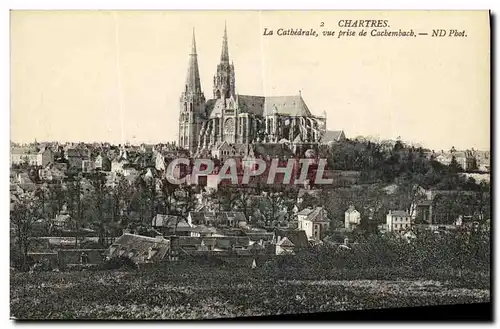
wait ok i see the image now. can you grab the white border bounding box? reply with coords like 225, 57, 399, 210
2, 1, 497, 328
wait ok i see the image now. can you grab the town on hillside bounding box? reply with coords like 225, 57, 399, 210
9, 136, 491, 270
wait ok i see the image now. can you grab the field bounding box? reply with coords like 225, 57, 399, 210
10, 264, 490, 320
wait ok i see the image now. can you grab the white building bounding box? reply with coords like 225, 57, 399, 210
297, 207, 329, 241
344, 205, 361, 230
386, 210, 412, 232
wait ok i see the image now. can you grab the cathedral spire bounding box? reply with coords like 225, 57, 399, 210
191, 27, 197, 54
213, 22, 235, 99
185, 27, 202, 94
220, 21, 229, 62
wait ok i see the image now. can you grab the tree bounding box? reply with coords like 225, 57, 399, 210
176, 184, 197, 219
449, 156, 462, 174
11, 194, 43, 270
235, 187, 253, 221
47, 182, 65, 220
65, 177, 85, 248
217, 185, 240, 212
160, 177, 177, 214
395, 174, 427, 217
87, 172, 109, 245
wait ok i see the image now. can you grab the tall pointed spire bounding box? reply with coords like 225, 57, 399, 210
191, 27, 197, 55
220, 21, 229, 62
185, 27, 202, 94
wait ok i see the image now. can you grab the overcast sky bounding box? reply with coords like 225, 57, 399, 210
10, 10, 490, 151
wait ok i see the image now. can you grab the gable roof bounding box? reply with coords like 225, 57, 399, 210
177, 236, 217, 247
236, 95, 265, 115
345, 206, 359, 214
263, 95, 312, 116
321, 130, 345, 143
11, 147, 39, 155
297, 207, 327, 222
108, 233, 170, 263
152, 214, 187, 228
66, 148, 90, 158
188, 211, 246, 224
296, 208, 314, 216
274, 229, 309, 249
276, 236, 295, 247
389, 210, 410, 217
245, 231, 275, 242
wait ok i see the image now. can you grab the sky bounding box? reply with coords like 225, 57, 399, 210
10, 10, 490, 151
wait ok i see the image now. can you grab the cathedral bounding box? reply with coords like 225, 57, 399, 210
178, 24, 333, 156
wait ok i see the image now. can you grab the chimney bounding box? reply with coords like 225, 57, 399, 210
344, 238, 349, 245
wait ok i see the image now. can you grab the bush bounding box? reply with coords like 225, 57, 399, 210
101, 256, 137, 271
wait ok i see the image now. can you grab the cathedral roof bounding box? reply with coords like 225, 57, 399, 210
205, 94, 314, 117
263, 95, 312, 117
237, 95, 265, 115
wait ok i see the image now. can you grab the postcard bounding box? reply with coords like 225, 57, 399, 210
10, 10, 491, 320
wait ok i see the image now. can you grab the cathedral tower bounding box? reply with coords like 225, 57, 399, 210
179, 28, 206, 153
213, 23, 236, 100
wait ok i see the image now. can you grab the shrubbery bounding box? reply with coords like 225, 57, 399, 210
101, 256, 138, 271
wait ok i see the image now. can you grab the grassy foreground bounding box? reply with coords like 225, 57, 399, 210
10, 263, 490, 320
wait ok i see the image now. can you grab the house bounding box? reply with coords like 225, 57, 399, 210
170, 236, 217, 253
296, 207, 330, 240
111, 157, 139, 177
192, 225, 218, 237
320, 130, 346, 144
82, 160, 95, 173
434, 150, 478, 171
95, 153, 111, 171
65, 148, 91, 169
140, 143, 156, 154
268, 236, 295, 255
151, 214, 197, 236
274, 229, 309, 250
37, 148, 54, 167
11, 147, 38, 166
215, 236, 251, 250
211, 142, 248, 161
16, 172, 33, 185
344, 205, 361, 230
107, 233, 170, 264
413, 189, 478, 224
296, 188, 321, 205
188, 211, 247, 227
403, 230, 417, 242
386, 210, 412, 233
52, 214, 73, 231
38, 165, 66, 182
